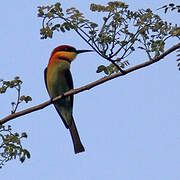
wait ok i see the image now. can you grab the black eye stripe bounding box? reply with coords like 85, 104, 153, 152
58, 47, 77, 52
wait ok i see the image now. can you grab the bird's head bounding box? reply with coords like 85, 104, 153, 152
50, 45, 93, 63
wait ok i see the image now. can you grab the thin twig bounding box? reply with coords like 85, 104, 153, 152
112, 27, 140, 58
12, 85, 21, 114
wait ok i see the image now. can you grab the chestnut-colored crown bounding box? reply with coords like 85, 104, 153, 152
51, 45, 77, 58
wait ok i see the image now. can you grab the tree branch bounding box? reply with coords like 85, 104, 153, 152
0, 43, 179, 125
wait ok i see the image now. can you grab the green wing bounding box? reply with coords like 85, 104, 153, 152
64, 68, 74, 107
44, 67, 74, 128
44, 68, 48, 93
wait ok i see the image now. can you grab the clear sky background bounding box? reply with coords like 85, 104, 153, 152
1, 0, 180, 180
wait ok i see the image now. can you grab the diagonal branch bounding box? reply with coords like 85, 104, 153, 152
0, 42, 180, 125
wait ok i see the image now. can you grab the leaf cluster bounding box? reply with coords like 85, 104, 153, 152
0, 77, 32, 114
0, 76, 22, 94
0, 125, 30, 168
38, 1, 180, 75
96, 60, 129, 75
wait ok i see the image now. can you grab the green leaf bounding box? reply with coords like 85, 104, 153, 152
60, 26, 65, 32
90, 23, 98, 28
96, 65, 106, 73
169, 3, 174, 7
20, 156, 25, 163
55, 2, 61, 11
24, 149, 31, 159
165, 7, 168, 13
21, 132, 28, 138
24, 96, 32, 103
104, 68, 109, 75
64, 23, 71, 31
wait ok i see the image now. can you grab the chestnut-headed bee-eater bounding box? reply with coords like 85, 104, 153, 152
44, 45, 92, 154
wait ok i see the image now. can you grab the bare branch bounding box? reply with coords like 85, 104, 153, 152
0, 43, 179, 125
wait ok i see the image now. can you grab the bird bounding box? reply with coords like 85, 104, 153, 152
44, 45, 92, 154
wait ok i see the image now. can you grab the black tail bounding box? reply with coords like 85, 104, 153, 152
69, 117, 85, 154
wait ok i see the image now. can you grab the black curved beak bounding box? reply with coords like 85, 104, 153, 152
76, 49, 93, 54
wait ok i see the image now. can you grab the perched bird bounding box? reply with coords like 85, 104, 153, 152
44, 45, 92, 154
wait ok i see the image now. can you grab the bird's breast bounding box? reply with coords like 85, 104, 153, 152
47, 60, 71, 98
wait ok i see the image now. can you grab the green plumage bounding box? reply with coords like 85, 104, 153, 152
44, 63, 73, 128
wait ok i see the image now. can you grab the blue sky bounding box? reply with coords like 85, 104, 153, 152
1, 0, 180, 180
